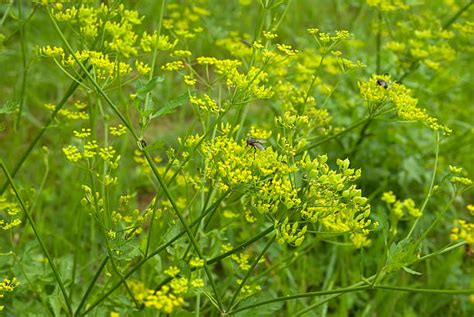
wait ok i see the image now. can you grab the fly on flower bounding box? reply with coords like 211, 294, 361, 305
246, 138, 265, 151
376, 78, 388, 89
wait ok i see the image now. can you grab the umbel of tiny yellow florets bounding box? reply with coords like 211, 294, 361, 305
448, 165, 473, 188
199, 134, 373, 248
0, 277, 18, 311
0, 194, 22, 231
366, 0, 409, 11
358, 74, 451, 134
195, 57, 273, 99
450, 220, 474, 244
382, 191, 422, 219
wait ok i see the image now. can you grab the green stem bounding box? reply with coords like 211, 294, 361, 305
407, 132, 439, 240
15, 0, 28, 129
230, 285, 370, 314
375, 10, 382, 74
141, 150, 224, 310
0, 160, 73, 316
296, 280, 366, 316
142, 0, 166, 135
227, 236, 275, 311
74, 256, 109, 316
295, 117, 370, 155
374, 285, 474, 295
345, 117, 373, 158
442, 0, 473, 30
230, 283, 474, 314
208, 225, 275, 265
417, 241, 465, 262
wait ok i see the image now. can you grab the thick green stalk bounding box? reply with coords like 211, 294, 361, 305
141, 151, 223, 309
227, 236, 275, 311
74, 256, 110, 316
230, 285, 370, 314
407, 132, 440, 240
442, 0, 473, 30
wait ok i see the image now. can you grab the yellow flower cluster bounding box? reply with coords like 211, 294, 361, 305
196, 57, 273, 99
40, 3, 163, 84
366, 0, 409, 11
73, 128, 92, 139
0, 277, 18, 312
382, 191, 422, 219
275, 218, 307, 246
449, 165, 473, 187
109, 124, 127, 137
201, 135, 373, 247
111, 195, 150, 237
135, 61, 151, 75
129, 265, 205, 315
190, 94, 222, 113
231, 253, 251, 271
129, 281, 185, 314
43, 102, 89, 121
53, 3, 108, 39
162, 61, 185, 71
307, 29, 352, 48
189, 257, 204, 268
63, 141, 121, 169
298, 156, 373, 247
450, 220, 474, 244
133, 150, 163, 175
236, 279, 262, 298
163, 1, 209, 39
0, 195, 22, 231
358, 74, 451, 134
382, 10, 457, 72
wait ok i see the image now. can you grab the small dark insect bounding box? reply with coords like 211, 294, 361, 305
240, 39, 252, 48
246, 138, 265, 151
376, 78, 389, 89
139, 138, 147, 148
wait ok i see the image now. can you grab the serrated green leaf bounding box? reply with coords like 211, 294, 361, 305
48, 287, 64, 317
150, 91, 192, 119
0, 100, 19, 114
385, 238, 419, 273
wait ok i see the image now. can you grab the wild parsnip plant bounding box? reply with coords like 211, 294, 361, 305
0, 0, 473, 315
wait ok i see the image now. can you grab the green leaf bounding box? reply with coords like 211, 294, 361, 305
151, 91, 192, 119
385, 238, 419, 273
48, 287, 64, 317
0, 100, 19, 114
136, 76, 165, 100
